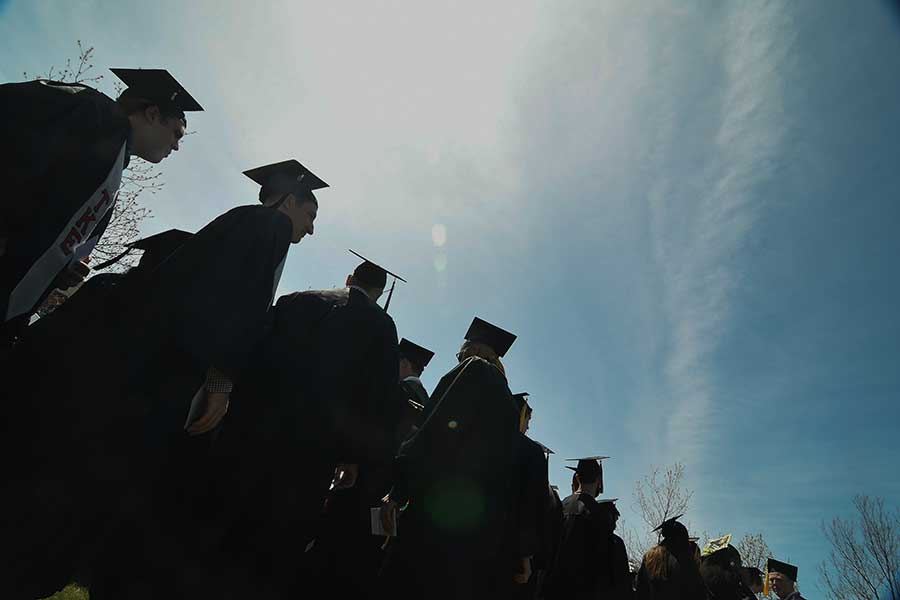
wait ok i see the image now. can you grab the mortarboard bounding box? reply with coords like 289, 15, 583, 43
767, 558, 798, 582
92, 229, 193, 271
349, 249, 406, 311
532, 439, 554, 457
464, 317, 517, 357
513, 392, 532, 414
399, 338, 434, 370
244, 159, 328, 202
565, 456, 608, 492
596, 498, 621, 516
653, 514, 689, 542
110, 68, 203, 113
702, 534, 733, 557
652, 514, 685, 532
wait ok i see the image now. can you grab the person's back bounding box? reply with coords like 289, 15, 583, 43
636, 545, 707, 600
699, 546, 744, 600
211, 282, 399, 596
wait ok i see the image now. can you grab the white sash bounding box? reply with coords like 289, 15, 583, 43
5, 141, 127, 321
270, 253, 287, 304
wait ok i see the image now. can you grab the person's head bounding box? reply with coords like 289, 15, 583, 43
567, 457, 605, 498
398, 356, 421, 380
456, 340, 506, 376
656, 516, 691, 554
570, 471, 579, 494
742, 567, 764, 594
261, 189, 318, 243
347, 260, 386, 301
243, 159, 327, 244
768, 571, 796, 599
573, 471, 602, 498
766, 559, 798, 599
111, 68, 201, 164
512, 393, 532, 433
119, 91, 187, 163
520, 405, 532, 433
460, 317, 515, 377
397, 339, 433, 381
597, 501, 621, 531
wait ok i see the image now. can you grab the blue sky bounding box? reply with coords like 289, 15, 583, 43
4, 0, 900, 591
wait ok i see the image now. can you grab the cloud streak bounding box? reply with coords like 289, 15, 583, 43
649, 1, 795, 467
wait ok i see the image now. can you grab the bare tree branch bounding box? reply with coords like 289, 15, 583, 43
820, 495, 900, 600
627, 462, 694, 565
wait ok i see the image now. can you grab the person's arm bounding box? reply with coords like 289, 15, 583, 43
187, 366, 233, 435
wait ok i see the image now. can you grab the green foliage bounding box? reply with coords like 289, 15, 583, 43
40, 584, 89, 600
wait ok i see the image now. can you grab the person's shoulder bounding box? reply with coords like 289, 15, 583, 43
277, 288, 347, 309
458, 355, 504, 380
2, 79, 108, 102
561, 493, 589, 515
206, 204, 292, 237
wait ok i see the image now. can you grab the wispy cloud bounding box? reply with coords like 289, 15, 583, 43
649, 1, 795, 467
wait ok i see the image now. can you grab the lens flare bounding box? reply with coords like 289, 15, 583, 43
431, 224, 447, 247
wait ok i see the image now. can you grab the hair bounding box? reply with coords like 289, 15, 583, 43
643, 546, 673, 581
259, 188, 318, 207
116, 89, 187, 126
459, 340, 506, 377
399, 354, 424, 376
576, 470, 601, 486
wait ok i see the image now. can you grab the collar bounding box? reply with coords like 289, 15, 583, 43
348, 285, 373, 300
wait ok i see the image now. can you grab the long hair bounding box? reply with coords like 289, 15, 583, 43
643, 545, 672, 581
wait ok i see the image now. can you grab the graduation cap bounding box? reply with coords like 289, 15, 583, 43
464, 317, 517, 358
244, 159, 329, 203
92, 229, 193, 272
596, 498, 621, 516
702, 534, 733, 557
767, 558, 798, 582
565, 456, 608, 492
532, 439, 554, 457
398, 338, 434, 371
653, 514, 689, 542
110, 68, 203, 114
512, 392, 532, 414
349, 250, 406, 312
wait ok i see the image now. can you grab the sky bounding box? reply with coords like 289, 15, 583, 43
3, 0, 900, 592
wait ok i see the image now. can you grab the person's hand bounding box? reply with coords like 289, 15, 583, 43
381, 498, 399, 536
333, 463, 359, 489
513, 556, 532, 584
53, 261, 90, 290
187, 391, 229, 435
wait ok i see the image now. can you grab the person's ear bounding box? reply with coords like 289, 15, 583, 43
346, 274, 353, 287
144, 104, 161, 124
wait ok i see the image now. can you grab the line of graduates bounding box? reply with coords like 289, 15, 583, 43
0, 68, 809, 600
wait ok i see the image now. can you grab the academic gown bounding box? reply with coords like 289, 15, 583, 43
0, 204, 292, 600
544, 493, 632, 600
508, 435, 553, 599
310, 372, 430, 600
381, 356, 521, 600
1, 80, 130, 347
196, 286, 400, 598
699, 558, 751, 600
